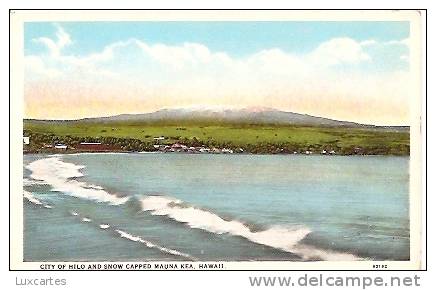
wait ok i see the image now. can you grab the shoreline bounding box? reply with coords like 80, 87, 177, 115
23, 150, 410, 157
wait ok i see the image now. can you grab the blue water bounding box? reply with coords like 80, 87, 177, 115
23, 153, 410, 261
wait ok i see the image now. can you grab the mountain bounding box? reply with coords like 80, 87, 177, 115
26, 107, 409, 130
76, 107, 354, 126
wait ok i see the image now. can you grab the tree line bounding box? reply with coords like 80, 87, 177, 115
23, 131, 409, 155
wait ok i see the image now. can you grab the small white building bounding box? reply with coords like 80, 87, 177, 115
212, 148, 221, 153
80, 142, 101, 145
23, 136, 30, 145
221, 148, 233, 154
55, 144, 67, 150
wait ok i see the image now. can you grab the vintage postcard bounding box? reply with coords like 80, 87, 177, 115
10, 10, 424, 270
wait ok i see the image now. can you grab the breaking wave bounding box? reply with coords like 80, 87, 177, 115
115, 229, 196, 260
23, 190, 52, 209
140, 195, 359, 261
26, 157, 129, 205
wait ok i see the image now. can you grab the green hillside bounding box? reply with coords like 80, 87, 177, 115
23, 120, 410, 155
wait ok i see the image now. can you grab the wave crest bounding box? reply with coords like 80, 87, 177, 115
141, 196, 309, 253
115, 229, 196, 260
140, 195, 359, 261
26, 157, 129, 205
23, 190, 52, 209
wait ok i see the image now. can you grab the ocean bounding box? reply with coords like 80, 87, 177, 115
23, 153, 410, 262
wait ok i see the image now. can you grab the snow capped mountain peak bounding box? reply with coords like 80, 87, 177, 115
241, 106, 278, 113
158, 105, 278, 114
80, 105, 365, 127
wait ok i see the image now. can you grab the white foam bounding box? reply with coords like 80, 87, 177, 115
84, 184, 104, 190
26, 157, 129, 205
23, 190, 52, 209
293, 245, 359, 261
115, 229, 195, 260
99, 224, 110, 229
24, 178, 48, 186
23, 190, 43, 205
140, 196, 359, 261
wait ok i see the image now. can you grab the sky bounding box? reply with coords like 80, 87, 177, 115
24, 21, 411, 125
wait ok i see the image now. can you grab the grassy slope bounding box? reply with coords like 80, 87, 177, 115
24, 120, 409, 149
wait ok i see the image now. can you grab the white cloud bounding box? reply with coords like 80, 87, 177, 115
55, 25, 72, 48
360, 39, 377, 47
25, 55, 60, 78
359, 37, 410, 48
33, 25, 72, 57
309, 37, 371, 66
386, 38, 410, 47
27, 35, 375, 81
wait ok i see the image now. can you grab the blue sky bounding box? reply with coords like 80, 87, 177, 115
25, 21, 409, 57
23, 21, 412, 124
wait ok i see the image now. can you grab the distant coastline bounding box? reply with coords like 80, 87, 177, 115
23, 129, 410, 156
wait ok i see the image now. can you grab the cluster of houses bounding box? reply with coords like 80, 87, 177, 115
23, 137, 114, 152
300, 150, 336, 155
48, 142, 108, 151
321, 149, 336, 155
153, 143, 237, 154
23, 135, 338, 155
154, 145, 337, 155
